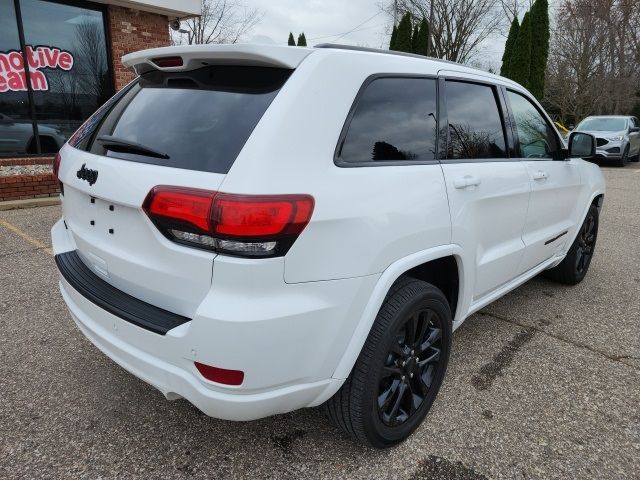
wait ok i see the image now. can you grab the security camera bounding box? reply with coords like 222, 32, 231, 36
169, 19, 181, 31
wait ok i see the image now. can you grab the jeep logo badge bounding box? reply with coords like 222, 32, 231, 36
77, 164, 98, 186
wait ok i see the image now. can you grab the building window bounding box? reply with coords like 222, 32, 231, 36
0, 0, 113, 156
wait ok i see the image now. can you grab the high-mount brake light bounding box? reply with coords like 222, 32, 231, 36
142, 186, 314, 258
152, 56, 183, 68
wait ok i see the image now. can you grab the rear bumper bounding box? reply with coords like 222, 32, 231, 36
59, 277, 339, 420
52, 218, 378, 420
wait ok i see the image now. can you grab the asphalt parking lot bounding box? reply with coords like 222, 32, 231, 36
1, 163, 639, 479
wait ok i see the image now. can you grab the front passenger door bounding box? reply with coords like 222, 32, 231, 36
505, 89, 584, 273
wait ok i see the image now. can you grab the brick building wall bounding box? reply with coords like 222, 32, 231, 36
107, 5, 170, 90
0, 174, 59, 202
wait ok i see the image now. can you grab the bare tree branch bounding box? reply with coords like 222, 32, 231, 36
544, 0, 639, 122
389, 0, 505, 63
171, 0, 262, 45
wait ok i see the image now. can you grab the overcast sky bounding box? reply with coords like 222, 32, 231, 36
244, 0, 389, 48
241, 0, 563, 71
242, 0, 507, 70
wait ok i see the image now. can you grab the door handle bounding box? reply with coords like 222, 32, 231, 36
453, 175, 481, 189
533, 170, 548, 181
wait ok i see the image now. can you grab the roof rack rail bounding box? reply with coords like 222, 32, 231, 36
314, 43, 459, 66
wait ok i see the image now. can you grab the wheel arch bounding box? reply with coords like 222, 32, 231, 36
330, 245, 465, 381
555, 190, 605, 264
591, 193, 604, 212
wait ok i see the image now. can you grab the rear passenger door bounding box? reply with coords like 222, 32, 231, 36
439, 79, 530, 303
504, 89, 583, 273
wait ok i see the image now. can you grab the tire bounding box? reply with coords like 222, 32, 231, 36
324, 277, 452, 448
544, 204, 599, 285
630, 151, 639, 162
615, 146, 629, 167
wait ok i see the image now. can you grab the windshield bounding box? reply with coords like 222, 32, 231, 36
578, 117, 627, 132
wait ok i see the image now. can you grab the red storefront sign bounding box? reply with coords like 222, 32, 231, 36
0, 45, 74, 93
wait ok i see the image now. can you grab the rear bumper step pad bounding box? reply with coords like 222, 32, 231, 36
55, 250, 190, 335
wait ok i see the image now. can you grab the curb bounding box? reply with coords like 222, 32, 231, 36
0, 197, 61, 211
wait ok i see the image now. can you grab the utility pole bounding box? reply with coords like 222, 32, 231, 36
393, 0, 398, 25
428, 0, 434, 56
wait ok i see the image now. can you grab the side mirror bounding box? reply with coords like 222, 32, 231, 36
568, 132, 596, 159
630, 127, 640, 133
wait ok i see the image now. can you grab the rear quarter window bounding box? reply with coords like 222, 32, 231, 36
74, 65, 291, 174
336, 77, 439, 165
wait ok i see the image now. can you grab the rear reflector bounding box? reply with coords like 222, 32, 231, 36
143, 186, 314, 258
152, 56, 183, 68
194, 362, 244, 386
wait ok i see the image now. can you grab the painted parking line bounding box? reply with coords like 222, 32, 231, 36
0, 219, 53, 256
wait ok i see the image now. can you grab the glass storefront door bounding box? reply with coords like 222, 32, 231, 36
0, 0, 113, 156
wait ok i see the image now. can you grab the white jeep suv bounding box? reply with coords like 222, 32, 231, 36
52, 44, 605, 448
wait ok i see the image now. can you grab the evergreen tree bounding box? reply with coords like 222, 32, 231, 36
288, 32, 296, 46
500, 16, 520, 77
529, 0, 550, 100
297, 33, 307, 47
414, 18, 429, 56
394, 13, 413, 53
508, 11, 531, 88
389, 25, 398, 50
412, 25, 420, 53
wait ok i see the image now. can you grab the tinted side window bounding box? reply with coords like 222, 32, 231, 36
338, 78, 438, 163
445, 81, 507, 160
507, 90, 559, 159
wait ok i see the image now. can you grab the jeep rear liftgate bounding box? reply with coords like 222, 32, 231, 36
56, 63, 294, 317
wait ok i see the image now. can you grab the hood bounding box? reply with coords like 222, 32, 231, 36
577, 130, 626, 138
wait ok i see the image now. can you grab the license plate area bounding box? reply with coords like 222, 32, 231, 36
63, 187, 141, 247
88, 195, 117, 237
61, 184, 216, 317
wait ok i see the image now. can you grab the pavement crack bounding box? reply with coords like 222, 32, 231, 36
271, 429, 307, 454
410, 455, 488, 479
471, 325, 536, 391
479, 310, 640, 371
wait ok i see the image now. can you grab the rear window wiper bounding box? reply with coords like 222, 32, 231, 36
96, 135, 170, 159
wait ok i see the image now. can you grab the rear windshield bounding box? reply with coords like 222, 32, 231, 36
74, 65, 291, 174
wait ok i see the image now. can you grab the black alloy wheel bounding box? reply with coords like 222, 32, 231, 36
543, 204, 599, 285
575, 210, 597, 275
324, 277, 452, 448
378, 308, 443, 426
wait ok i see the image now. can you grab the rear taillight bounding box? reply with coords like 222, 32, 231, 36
53, 152, 61, 179
142, 186, 314, 258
